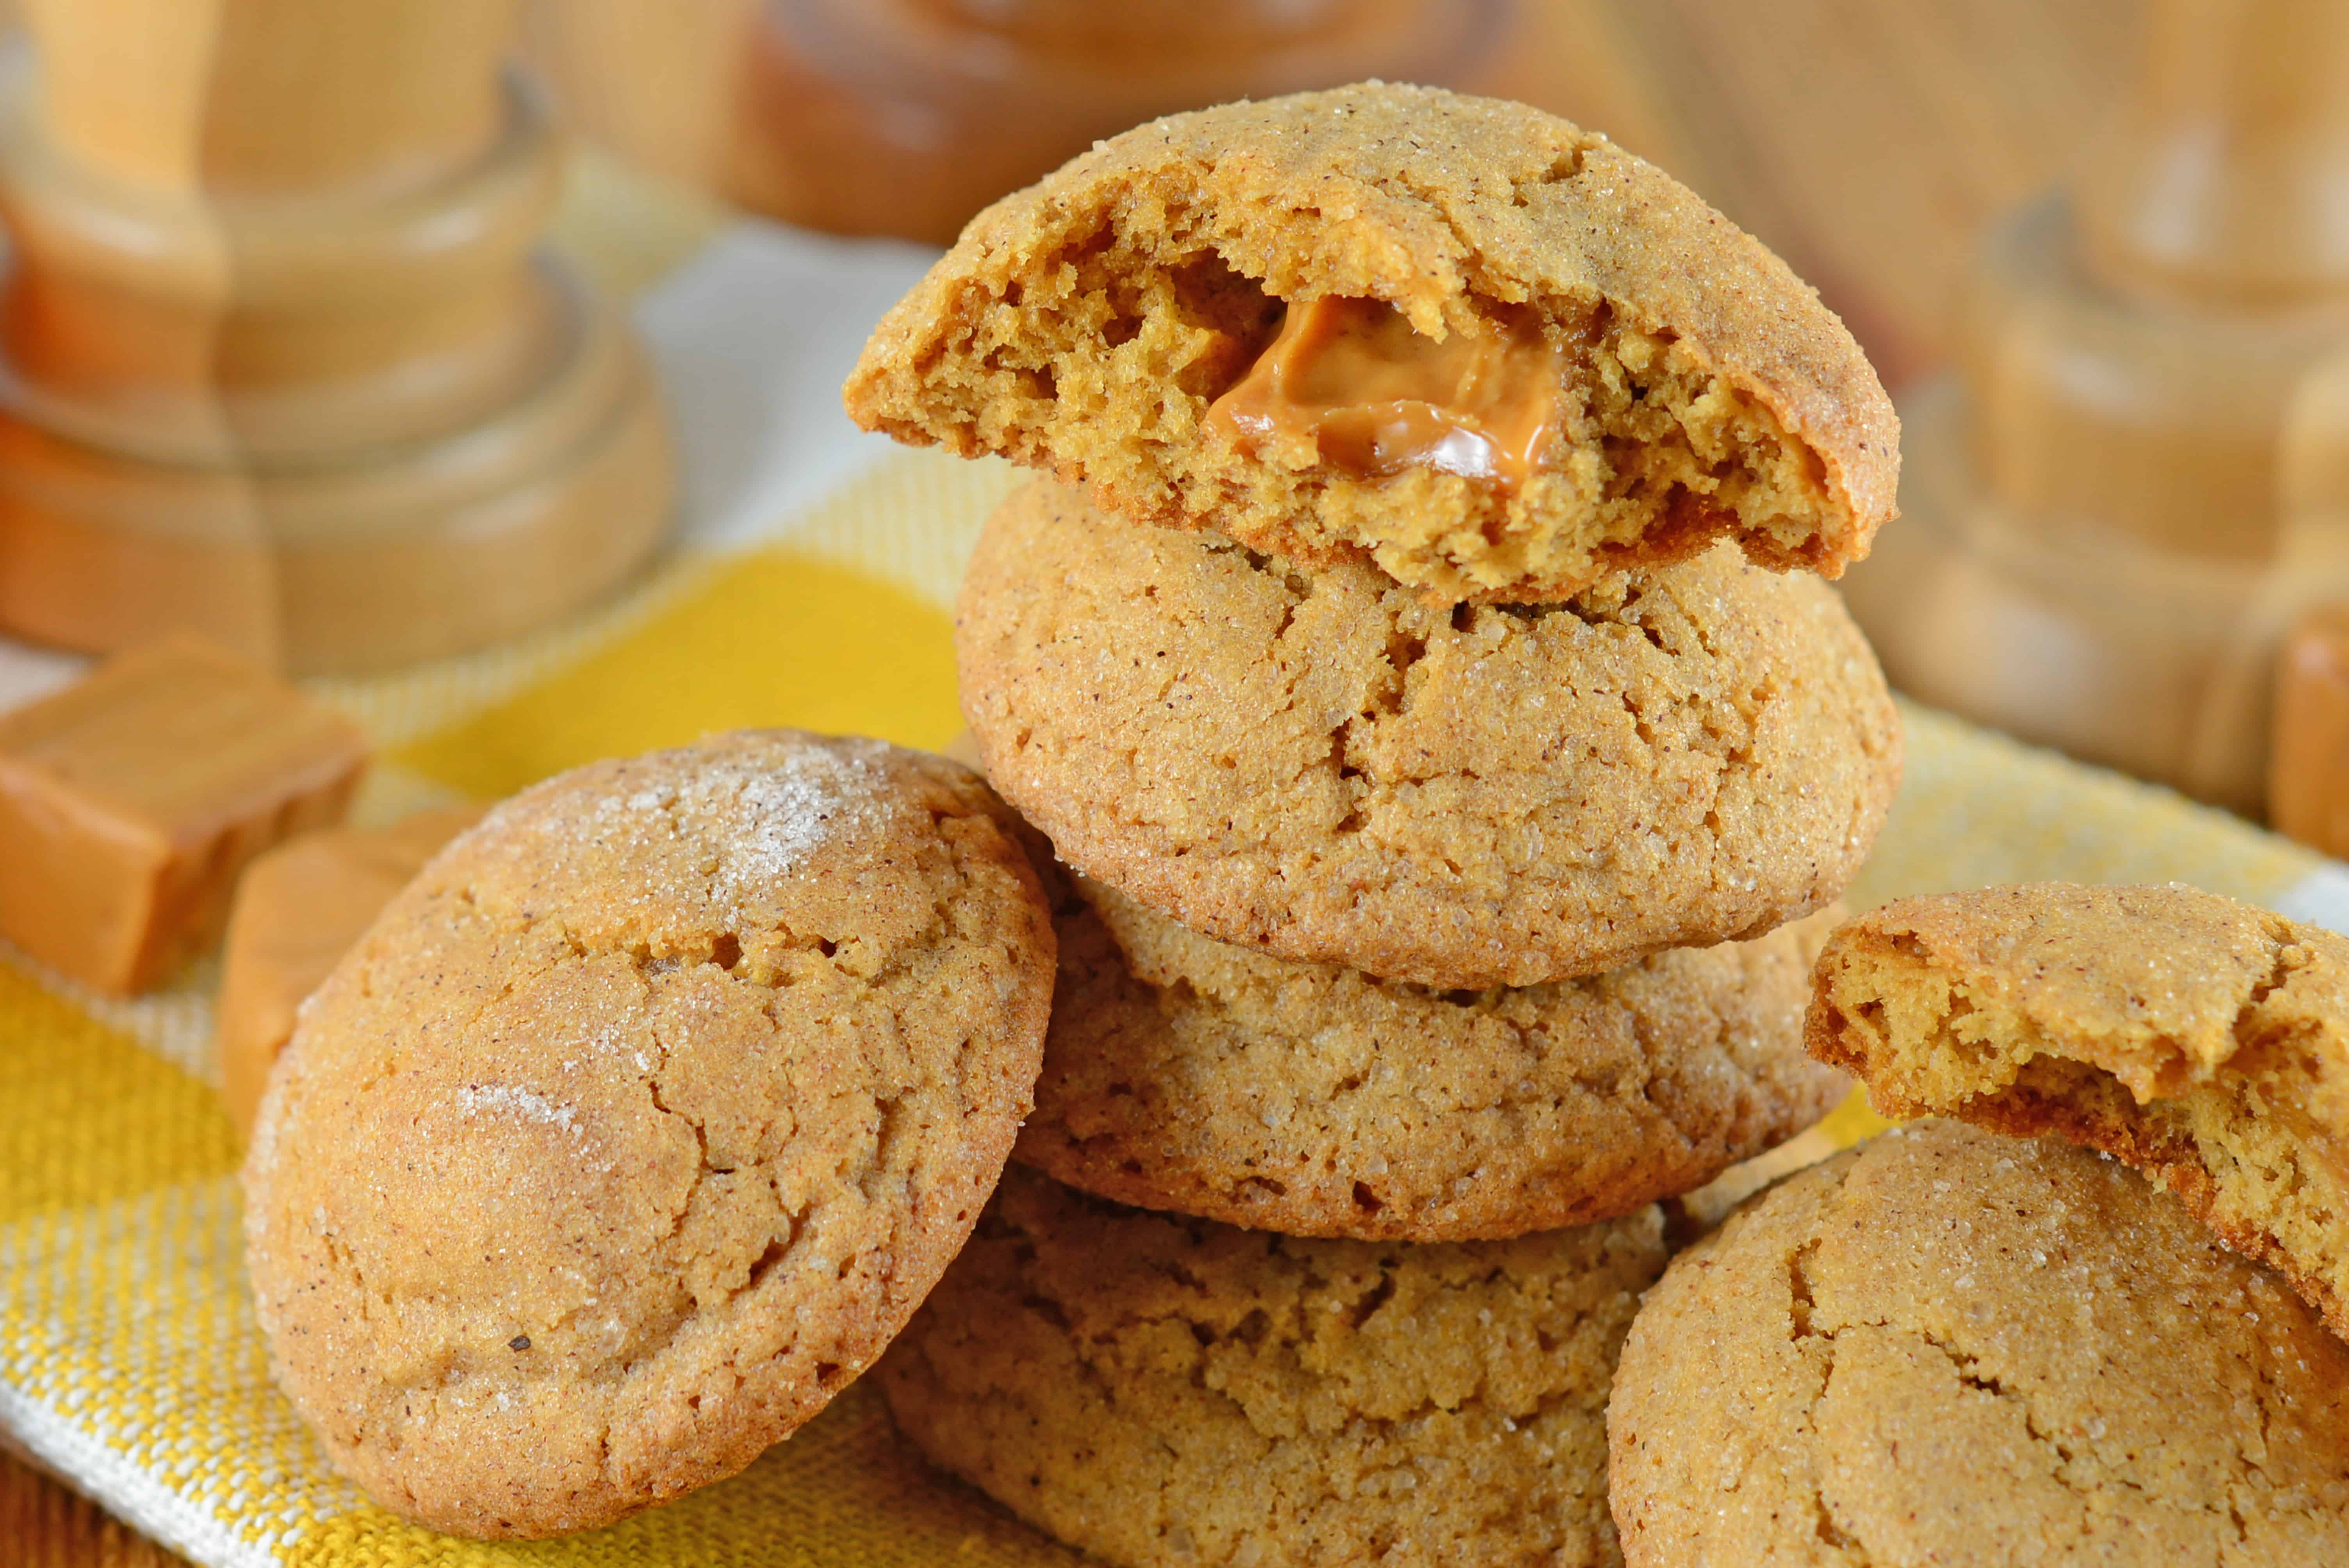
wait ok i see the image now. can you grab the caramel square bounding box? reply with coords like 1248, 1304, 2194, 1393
2272, 608, 2349, 857
216, 805, 479, 1139
0, 638, 368, 994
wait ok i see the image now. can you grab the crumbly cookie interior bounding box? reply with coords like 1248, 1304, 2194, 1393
883, 234, 1837, 600
1810, 941, 2349, 1338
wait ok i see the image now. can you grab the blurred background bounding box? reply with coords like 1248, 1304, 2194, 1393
524, 0, 2128, 390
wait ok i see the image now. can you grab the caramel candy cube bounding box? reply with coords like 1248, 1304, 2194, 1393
0, 639, 368, 995
2272, 607, 2349, 857
216, 805, 479, 1139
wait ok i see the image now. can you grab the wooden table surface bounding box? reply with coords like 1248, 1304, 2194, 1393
4, 0, 2137, 1560
3, 1451, 182, 1567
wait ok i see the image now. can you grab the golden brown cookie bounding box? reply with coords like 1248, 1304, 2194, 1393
242, 731, 1055, 1538
1018, 874, 1849, 1238
959, 480, 1902, 988
881, 1164, 1665, 1568
1607, 1119, 2349, 1567
845, 83, 1897, 604
1806, 879, 2349, 1342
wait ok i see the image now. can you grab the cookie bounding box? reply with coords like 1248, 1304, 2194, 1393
1607, 1119, 2349, 1566
1017, 874, 1850, 1238
845, 83, 1897, 604
1806, 879, 2349, 1341
880, 1164, 1665, 1568
959, 479, 1902, 988
242, 731, 1055, 1537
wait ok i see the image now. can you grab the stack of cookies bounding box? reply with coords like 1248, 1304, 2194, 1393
843, 84, 1905, 1566
235, 81, 2349, 1566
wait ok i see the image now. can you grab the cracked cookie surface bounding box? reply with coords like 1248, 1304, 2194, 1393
1606, 1119, 2349, 1567
880, 1164, 1665, 1568
1017, 875, 1848, 1238
845, 82, 1898, 605
958, 479, 1901, 987
1807, 881, 2349, 1342
241, 731, 1055, 1538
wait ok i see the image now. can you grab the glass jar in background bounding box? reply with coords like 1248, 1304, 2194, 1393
530, 0, 1512, 244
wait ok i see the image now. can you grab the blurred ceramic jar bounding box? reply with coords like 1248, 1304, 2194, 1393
529, 0, 1513, 244
1841, 0, 2349, 819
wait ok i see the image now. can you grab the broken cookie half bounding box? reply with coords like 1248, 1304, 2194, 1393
1806, 880, 2349, 1341
844, 82, 1898, 604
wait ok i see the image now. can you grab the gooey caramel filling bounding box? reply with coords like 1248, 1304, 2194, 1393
1204, 295, 1566, 491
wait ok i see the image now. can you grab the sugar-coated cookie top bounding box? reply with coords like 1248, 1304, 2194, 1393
847, 82, 1898, 602
1608, 1120, 2349, 1567
958, 480, 1902, 987
1019, 874, 1848, 1239
242, 730, 1055, 1538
